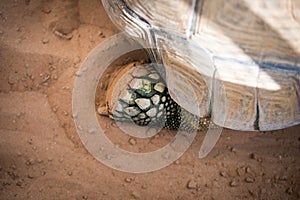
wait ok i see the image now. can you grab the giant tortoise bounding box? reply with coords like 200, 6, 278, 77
96, 0, 300, 132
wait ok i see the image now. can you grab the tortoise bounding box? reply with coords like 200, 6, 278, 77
99, 0, 300, 131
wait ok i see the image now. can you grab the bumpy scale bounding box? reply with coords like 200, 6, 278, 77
111, 64, 211, 132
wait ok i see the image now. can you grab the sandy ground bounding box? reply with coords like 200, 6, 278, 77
0, 0, 299, 199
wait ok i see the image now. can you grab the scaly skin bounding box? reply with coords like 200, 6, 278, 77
111, 64, 211, 132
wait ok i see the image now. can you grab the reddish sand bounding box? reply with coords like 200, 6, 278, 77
0, 0, 299, 199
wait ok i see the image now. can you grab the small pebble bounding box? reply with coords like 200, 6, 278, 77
220, 171, 226, 177
260, 188, 266, 194
52, 107, 57, 113
67, 171, 73, 176
74, 56, 81, 64
250, 153, 262, 162
141, 184, 147, 189
264, 178, 271, 183
16, 181, 23, 187
54, 30, 73, 40
131, 191, 141, 199
63, 58, 69, 63
82, 195, 88, 200
125, 177, 132, 183
42, 38, 49, 44
229, 180, 238, 187
98, 31, 106, 38
26, 158, 35, 166
27, 174, 34, 179
52, 74, 58, 80
245, 166, 251, 173
248, 189, 257, 198
236, 167, 245, 176
286, 187, 293, 195
250, 153, 258, 159
97, 106, 108, 116
279, 175, 287, 181
186, 179, 197, 189
230, 147, 236, 152
129, 138, 137, 145
245, 177, 254, 183
10, 164, 17, 170
102, 192, 108, 195
41, 7, 51, 14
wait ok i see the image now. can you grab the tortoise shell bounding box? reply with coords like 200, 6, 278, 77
102, 0, 300, 131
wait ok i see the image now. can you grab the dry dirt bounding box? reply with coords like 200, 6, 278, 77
0, 0, 299, 199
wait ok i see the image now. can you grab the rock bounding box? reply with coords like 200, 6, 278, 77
125, 177, 133, 183
8, 76, 16, 85
129, 138, 137, 145
279, 175, 288, 181
42, 39, 49, 44
10, 164, 16, 170
248, 189, 258, 198
236, 167, 245, 176
67, 171, 73, 176
28, 139, 33, 145
229, 146, 237, 152
27, 174, 34, 179
41, 6, 51, 14
249, 153, 262, 161
97, 106, 108, 116
286, 187, 293, 195
26, 158, 35, 166
131, 191, 141, 199
63, 111, 68, 116
16, 181, 23, 187
141, 184, 147, 189
229, 180, 239, 187
98, 31, 106, 38
186, 179, 197, 189
250, 153, 258, 159
245, 177, 255, 183
54, 30, 73, 40
260, 188, 267, 194
74, 56, 81, 64
52, 74, 58, 80
245, 166, 251, 173
220, 171, 227, 177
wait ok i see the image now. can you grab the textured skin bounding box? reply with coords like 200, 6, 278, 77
110, 64, 211, 132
